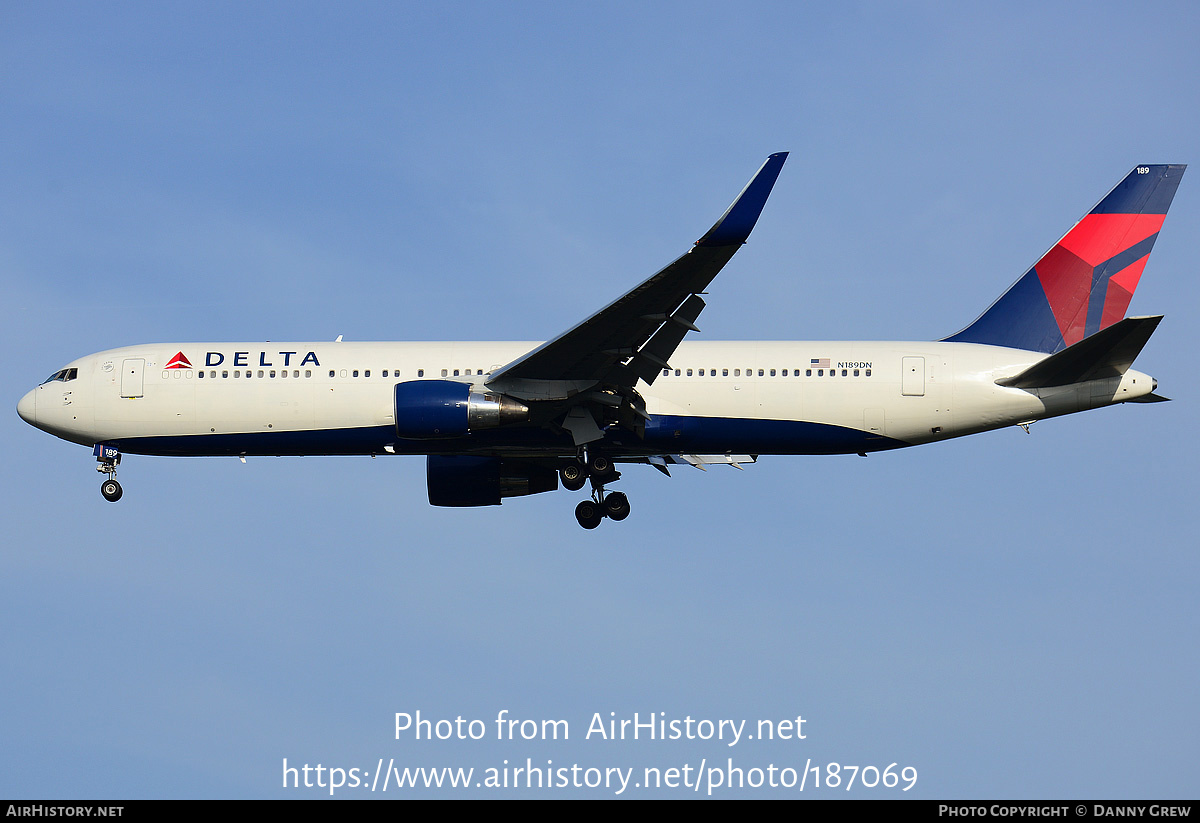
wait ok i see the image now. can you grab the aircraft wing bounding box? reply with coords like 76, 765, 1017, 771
487, 153, 787, 409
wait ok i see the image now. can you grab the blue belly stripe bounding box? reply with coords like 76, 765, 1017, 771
113, 415, 908, 458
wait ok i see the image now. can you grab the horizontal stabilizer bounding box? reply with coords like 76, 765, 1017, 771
1126, 392, 1170, 403
997, 315, 1162, 389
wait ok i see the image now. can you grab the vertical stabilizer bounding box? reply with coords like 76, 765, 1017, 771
943, 164, 1184, 353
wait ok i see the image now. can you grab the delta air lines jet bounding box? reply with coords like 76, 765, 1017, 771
17, 155, 1184, 528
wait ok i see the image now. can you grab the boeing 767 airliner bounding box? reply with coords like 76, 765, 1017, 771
17, 154, 1184, 528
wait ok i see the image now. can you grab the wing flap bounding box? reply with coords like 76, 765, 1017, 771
623, 294, 706, 386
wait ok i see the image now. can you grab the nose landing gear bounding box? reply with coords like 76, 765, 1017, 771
101, 478, 123, 502
94, 444, 123, 502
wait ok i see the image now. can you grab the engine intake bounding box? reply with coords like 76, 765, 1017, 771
394, 380, 529, 439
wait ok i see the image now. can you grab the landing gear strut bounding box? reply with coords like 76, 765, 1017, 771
94, 443, 123, 502
567, 450, 630, 529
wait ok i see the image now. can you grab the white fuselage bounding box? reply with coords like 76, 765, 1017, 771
20, 339, 1156, 458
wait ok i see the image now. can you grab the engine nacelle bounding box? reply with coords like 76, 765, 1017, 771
394, 380, 529, 439
426, 455, 558, 507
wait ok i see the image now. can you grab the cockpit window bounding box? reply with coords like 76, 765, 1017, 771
41, 368, 78, 384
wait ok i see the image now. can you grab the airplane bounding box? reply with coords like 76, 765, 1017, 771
16, 154, 1185, 529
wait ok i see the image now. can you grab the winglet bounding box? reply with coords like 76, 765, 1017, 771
696, 152, 788, 247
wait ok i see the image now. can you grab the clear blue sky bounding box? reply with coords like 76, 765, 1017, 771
3, 1, 1197, 798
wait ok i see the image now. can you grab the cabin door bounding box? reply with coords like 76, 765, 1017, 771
901, 356, 925, 397
120, 358, 145, 398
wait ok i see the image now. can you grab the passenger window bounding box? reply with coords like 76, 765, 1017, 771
270, 370, 276, 378
441, 369, 448, 377
365, 369, 371, 377
758, 369, 764, 377
222, 370, 228, 378
865, 369, 872, 377
340, 369, 347, 378
769, 369, 776, 377
734, 369, 740, 377
854, 369, 860, 377
234, 370, 241, 378
453, 369, 459, 376
842, 369, 848, 376
675, 369, 681, 376
805, 369, 812, 376
198, 371, 204, 379
817, 369, 823, 376
722, 368, 729, 377
303, 370, 310, 378
418, 369, 425, 377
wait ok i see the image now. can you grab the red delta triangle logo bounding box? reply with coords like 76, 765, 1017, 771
165, 352, 193, 370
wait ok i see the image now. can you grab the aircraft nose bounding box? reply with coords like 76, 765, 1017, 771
17, 389, 36, 425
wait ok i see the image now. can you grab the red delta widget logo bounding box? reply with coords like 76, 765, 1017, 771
164, 352, 192, 370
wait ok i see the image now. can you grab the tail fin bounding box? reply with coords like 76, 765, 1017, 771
943, 164, 1185, 353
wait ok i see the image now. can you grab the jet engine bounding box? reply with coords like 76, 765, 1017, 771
394, 380, 529, 439
426, 455, 558, 507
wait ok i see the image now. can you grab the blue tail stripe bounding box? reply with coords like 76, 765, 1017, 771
1084, 232, 1159, 338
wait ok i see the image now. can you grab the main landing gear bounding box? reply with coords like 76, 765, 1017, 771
95, 443, 123, 502
562, 453, 630, 529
